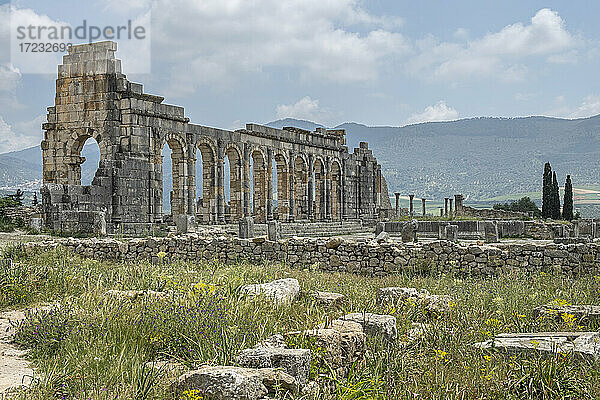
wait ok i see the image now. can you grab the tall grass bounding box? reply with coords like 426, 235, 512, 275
1, 246, 600, 399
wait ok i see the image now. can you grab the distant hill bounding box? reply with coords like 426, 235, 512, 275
265, 118, 325, 131
1, 115, 599, 209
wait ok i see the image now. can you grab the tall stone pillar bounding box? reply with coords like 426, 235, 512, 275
454, 194, 464, 215
449, 198, 454, 218
308, 155, 314, 221
422, 198, 426, 216
409, 194, 414, 217
266, 148, 274, 221
325, 161, 332, 220
340, 161, 348, 220
394, 192, 400, 217
288, 154, 295, 222
444, 198, 449, 217
216, 156, 225, 224
242, 146, 250, 217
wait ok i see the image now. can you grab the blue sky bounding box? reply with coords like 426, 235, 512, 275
1, 0, 600, 153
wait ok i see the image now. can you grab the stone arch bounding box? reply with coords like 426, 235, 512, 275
195, 138, 217, 223
160, 132, 188, 217
65, 128, 107, 185
224, 143, 243, 221
274, 152, 289, 221
293, 154, 309, 220
331, 159, 342, 221
313, 157, 326, 220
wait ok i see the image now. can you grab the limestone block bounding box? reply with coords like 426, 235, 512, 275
236, 347, 311, 386
241, 278, 300, 304
310, 291, 346, 307
341, 312, 397, 341
172, 366, 297, 399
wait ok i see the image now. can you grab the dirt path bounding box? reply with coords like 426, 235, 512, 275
0, 309, 33, 396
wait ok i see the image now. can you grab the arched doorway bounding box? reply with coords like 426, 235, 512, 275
274, 153, 288, 221
313, 158, 325, 220
79, 137, 101, 186
161, 136, 186, 217
224, 145, 242, 222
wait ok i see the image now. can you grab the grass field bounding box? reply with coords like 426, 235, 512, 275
2, 246, 600, 399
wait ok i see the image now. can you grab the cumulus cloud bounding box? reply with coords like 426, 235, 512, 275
568, 95, 600, 119
407, 9, 578, 83
404, 101, 459, 125
0, 114, 44, 153
276, 96, 332, 124
151, 0, 410, 96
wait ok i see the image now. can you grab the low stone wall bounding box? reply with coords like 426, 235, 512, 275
379, 219, 587, 241
217, 220, 368, 238
456, 205, 528, 220
24, 234, 600, 277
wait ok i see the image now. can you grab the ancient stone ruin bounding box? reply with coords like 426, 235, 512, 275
40, 42, 392, 235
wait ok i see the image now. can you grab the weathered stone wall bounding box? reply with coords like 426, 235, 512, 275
378, 219, 592, 240
455, 205, 528, 220
41, 42, 392, 236
25, 235, 600, 277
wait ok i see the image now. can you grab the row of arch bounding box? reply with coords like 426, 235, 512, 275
162, 137, 344, 223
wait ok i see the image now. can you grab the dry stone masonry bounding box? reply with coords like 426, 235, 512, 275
41, 41, 392, 236
25, 235, 600, 277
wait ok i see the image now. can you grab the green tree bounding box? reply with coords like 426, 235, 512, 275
552, 172, 561, 219
9, 189, 24, 206
493, 196, 541, 218
542, 162, 553, 218
562, 175, 574, 221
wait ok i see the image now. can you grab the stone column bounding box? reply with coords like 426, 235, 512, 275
308, 155, 314, 221
449, 198, 454, 218
409, 194, 414, 217
340, 160, 347, 220
242, 146, 250, 217
440, 208, 443, 217
454, 194, 464, 214
394, 192, 400, 217
325, 161, 332, 221
216, 156, 225, 224
288, 153, 295, 222
266, 148, 274, 221
421, 198, 426, 216
444, 198, 448, 217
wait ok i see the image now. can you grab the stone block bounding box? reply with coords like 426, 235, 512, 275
238, 216, 255, 239
267, 220, 281, 241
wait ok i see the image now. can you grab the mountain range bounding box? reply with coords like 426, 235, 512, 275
2, 115, 599, 205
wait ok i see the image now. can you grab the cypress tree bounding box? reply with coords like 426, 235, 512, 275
562, 175, 574, 221
542, 162, 552, 218
552, 171, 561, 219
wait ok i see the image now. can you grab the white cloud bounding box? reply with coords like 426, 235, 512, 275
407, 9, 578, 83
404, 101, 459, 125
276, 96, 332, 124
568, 95, 600, 119
0, 114, 44, 153
151, 0, 410, 96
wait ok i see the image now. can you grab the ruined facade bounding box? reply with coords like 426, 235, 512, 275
41, 42, 392, 235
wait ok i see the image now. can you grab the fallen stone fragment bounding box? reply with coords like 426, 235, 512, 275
533, 304, 600, 323
376, 287, 454, 315
172, 366, 297, 399
104, 289, 167, 301
320, 319, 367, 367
341, 313, 397, 341
310, 291, 346, 307
474, 332, 600, 360
236, 347, 311, 386
241, 278, 300, 304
